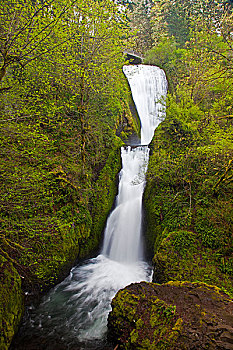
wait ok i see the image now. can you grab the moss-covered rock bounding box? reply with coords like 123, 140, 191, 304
108, 281, 233, 349
152, 230, 233, 296
0, 256, 23, 350
116, 91, 141, 143
84, 138, 123, 257
144, 112, 233, 296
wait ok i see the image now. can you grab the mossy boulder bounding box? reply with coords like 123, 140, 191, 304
152, 230, 233, 296
0, 256, 23, 350
108, 281, 233, 349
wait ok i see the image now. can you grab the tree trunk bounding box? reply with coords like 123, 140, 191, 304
0, 65, 6, 82
80, 70, 87, 169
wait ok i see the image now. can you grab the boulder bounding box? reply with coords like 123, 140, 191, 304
108, 281, 233, 349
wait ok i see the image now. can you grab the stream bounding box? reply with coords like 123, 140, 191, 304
12, 65, 167, 350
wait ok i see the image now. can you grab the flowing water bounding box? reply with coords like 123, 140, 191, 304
123, 65, 166, 145
13, 65, 167, 349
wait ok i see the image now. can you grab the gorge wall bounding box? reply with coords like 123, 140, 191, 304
0, 99, 138, 349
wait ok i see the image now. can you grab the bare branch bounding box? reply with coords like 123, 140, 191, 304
7, 0, 55, 52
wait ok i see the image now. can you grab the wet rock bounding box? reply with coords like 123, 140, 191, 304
0, 256, 23, 350
108, 281, 233, 349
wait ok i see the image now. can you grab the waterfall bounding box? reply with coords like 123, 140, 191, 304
123, 65, 166, 145
102, 65, 166, 263
102, 146, 149, 263
19, 65, 167, 349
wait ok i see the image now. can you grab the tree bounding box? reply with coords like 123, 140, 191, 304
0, 0, 129, 165
0, 0, 81, 87
127, 0, 154, 53
0, 0, 131, 297
150, 0, 227, 48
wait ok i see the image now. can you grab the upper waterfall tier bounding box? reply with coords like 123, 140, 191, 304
123, 65, 167, 145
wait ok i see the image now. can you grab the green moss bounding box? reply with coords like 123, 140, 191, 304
129, 329, 139, 344
144, 112, 233, 296
152, 230, 233, 296
121, 76, 141, 140
109, 282, 182, 350
0, 256, 23, 350
85, 138, 123, 256
109, 281, 233, 349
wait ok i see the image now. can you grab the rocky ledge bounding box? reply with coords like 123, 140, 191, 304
108, 281, 233, 349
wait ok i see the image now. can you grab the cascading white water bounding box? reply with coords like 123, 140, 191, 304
22, 65, 167, 349
123, 65, 166, 145
102, 65, 166, 264
102, 146, 149, 263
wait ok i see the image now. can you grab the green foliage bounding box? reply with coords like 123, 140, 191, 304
144, 102, 233, 291
145, 37, 177, 65
127, 0, 154, 53
0, 256, 23, 350
173, 230, 195, 255
150, 0, 227, 48
152, 230, 233, 296
144, 14, 233, 292
0, 1, 138, 347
